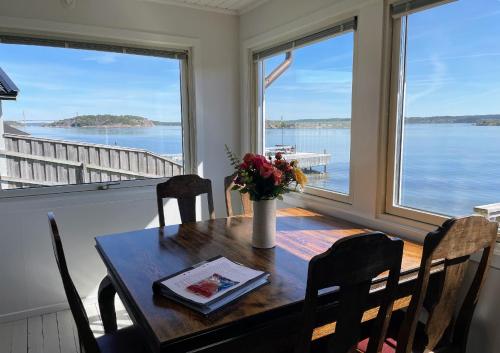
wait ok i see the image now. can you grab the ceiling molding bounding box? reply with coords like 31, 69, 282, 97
238, 0, 270, 14
135, 0, 270, 15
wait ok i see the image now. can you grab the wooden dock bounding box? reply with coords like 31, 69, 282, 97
280, 152, 331, 173
0, 133, 183, 189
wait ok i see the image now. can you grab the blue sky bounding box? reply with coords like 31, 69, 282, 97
0, 45, 181, 122
264, 0, 500, 120
1, 0, 499, 122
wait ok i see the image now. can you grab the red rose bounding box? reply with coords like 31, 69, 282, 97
253, 154, 268, 169
259, 163, 274, 179
272, 169, 283, 185
239, 162, 249, 170
243, 153, 255, 164
275, 152, 283, 160
274, 159, 285, 169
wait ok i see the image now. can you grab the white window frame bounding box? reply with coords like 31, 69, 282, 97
0, 34, 196, 199
385, 0, 454, 225
252, 18, 359, 205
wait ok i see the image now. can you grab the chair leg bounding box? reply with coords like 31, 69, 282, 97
98, 275, 118, 334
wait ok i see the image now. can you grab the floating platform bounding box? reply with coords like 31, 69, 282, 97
273, 152, 331, 173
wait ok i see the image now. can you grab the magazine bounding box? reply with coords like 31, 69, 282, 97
152, 256, 270, 315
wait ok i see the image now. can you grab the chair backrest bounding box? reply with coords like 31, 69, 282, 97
48, 212, 100, 353
396, 216, 498, 353
295, 232, 404, 353
224, 174, 252, 217
156, 174, 215, 226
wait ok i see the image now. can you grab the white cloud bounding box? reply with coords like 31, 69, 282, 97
83, 52, 118, 64
406, 56, 446, 105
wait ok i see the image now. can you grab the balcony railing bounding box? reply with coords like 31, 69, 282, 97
474, 203, 500, 237
0, 133, 183, 188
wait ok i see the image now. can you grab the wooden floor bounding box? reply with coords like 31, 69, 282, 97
0, 299, 132, 353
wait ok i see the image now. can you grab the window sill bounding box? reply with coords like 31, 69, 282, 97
285, 192, 500, 270
0, 177, 168, 200
284, 191, 436, 243
303, 186, 352, 204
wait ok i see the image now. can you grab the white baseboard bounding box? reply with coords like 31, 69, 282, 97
0, 302, 70, 323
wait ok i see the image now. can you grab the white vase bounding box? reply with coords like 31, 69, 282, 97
252, 199, 277, 249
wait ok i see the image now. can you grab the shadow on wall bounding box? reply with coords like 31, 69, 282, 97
0, 173, 240, 321
0, 185, 182, 321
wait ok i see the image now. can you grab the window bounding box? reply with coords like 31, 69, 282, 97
254, 19, 356, 200
387, 0, 500, 220
0, 36, 190, 193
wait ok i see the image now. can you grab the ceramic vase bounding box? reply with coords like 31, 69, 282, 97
252, 199, 276, 248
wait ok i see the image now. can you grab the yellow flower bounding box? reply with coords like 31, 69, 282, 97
293, 167, 307, 188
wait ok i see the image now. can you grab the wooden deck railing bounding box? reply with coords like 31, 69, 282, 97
0, 133, 183, 188
474, 203, 500, 224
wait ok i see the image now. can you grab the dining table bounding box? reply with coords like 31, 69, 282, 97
94, 207, 442, 353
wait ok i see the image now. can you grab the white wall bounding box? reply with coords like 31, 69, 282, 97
240, 1, 500, 352
0, 0, 239, 320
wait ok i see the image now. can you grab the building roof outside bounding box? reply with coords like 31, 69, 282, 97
0, 67, 19, 100
3, 122, 30, 136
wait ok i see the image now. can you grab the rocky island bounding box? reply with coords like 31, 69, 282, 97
44, 115, 180, 128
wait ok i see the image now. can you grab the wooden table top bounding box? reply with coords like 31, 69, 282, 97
95, 208, 425, 352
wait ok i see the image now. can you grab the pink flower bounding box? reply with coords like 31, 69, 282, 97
259, 163, 274, 179
272, 169, 283, 185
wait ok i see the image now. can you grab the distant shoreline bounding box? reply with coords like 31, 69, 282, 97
6, 114, 500, 129
266, 114, 500, 129
42, 124, 182, 128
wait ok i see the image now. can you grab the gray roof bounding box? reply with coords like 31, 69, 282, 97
0, 67, 19, 100
3, 123, 29, 136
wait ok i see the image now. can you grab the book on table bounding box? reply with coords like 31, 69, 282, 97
152, 256, 270, 315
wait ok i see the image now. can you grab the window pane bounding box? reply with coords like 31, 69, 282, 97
0, 43, 183, 190
395, 0, 500, 216
261, 32, 354, 195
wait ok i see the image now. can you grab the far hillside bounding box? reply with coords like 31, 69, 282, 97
266, 114, 500, 128
405, 114, 500, 125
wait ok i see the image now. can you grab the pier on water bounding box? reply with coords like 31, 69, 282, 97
266, 145, 331, 174
282, 152, 331, 173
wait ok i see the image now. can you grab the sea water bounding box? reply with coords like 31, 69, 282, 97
23, 123, 500, 217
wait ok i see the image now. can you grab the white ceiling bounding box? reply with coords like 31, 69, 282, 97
146, 0, 270, 14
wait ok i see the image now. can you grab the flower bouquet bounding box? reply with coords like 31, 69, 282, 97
226, 146, 307, 248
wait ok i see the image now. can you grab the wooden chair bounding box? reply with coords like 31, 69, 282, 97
224, 174, 252, 217
156, 174, 215, 226
387, 216, 498, 353
48, 212, 150, 353
295, 232, 404, 353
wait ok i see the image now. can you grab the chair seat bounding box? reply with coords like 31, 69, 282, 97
96, 326, 151, 353
356, 318, 429, 353
357, 338, 397, 353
